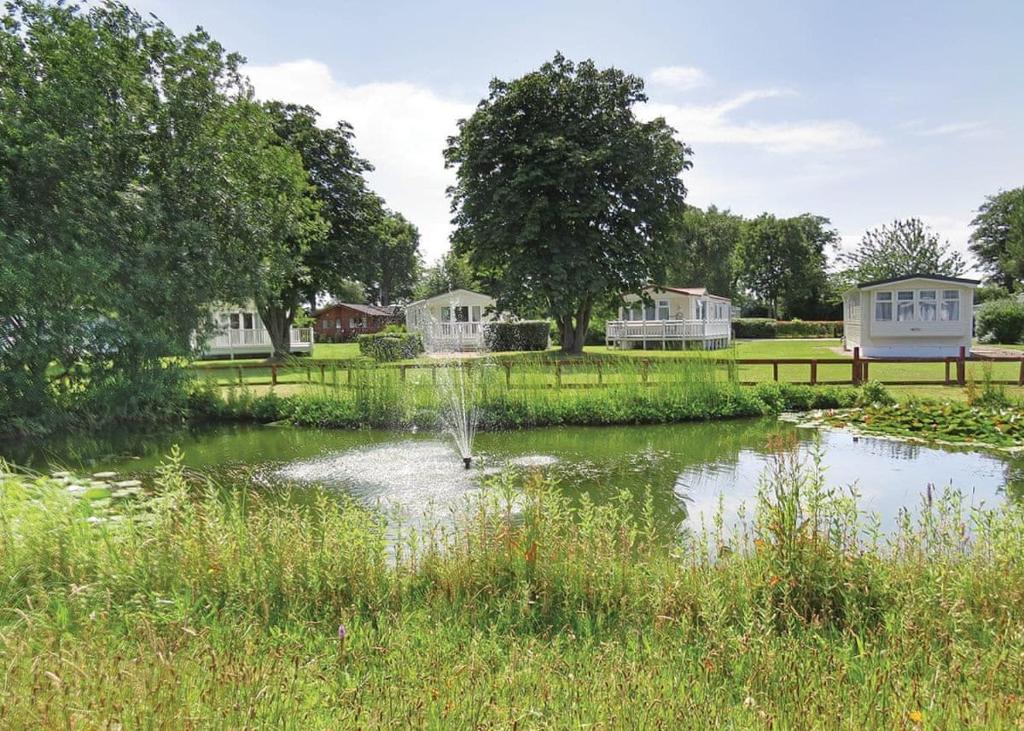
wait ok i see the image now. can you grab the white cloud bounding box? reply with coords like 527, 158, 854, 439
649, 66, 710, 92
246, 59, 472, 262
644, 89, 881, 154
917, 121, 989, 138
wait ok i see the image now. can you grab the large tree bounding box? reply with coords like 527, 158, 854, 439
359, 209, 422, 305
414, 250, 480, 300
445, 53, 691, 354
837, 218, 966, 285
258, 102, 377, 357
667, 205, 744, 297
969, 187, 1024, 292
733, 213, 835, 318
0, 0, 279, 428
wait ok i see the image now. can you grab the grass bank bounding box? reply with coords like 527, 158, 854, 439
189, 358, 871, 430
2, 450, 1023, 726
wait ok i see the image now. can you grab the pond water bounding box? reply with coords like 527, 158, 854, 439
4, 418, 1021, 537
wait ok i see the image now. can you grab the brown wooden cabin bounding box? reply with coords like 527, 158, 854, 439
313, 303, 401, 342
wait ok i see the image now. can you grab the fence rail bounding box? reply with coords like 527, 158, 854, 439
188, 346, 1024, 390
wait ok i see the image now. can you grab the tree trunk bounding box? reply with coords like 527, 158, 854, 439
257, 302, 296, 362
557, 302, 592, 356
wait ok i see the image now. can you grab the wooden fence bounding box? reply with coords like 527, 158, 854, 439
189, 347, 1024, 390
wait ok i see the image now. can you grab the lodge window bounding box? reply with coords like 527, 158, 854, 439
350, 317, 364, 328
941, 290, 960, 321
454, 306, 470, 322
440, 307, 451, 321
896, 291, 915, 322
918, 290, 937, 321
471, 305, 481, 322
334, 318, 341, 329
874, 292, 892, 321
657, 300, 670, 320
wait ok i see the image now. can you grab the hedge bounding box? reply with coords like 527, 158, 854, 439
976, 298, 1024, 344
357, 332, 424, 361
733, 318, 842, 339
484, 320, 550, 351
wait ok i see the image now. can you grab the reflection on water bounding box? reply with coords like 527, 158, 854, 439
1, 418, 1017, 537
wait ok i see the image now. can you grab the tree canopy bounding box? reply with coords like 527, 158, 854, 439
837, 218, 967, 286
667, 206, 743, 298
970, 187, 1024, 292
445, 53, 691, 353
358, 209, 422, 306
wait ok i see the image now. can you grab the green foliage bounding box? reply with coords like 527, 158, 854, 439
483, 321, 550, 352
824, 400, 1024, 448
359, 209, 422, 305
2, 453, 1024, 725
976, 297, 1024, 343
667, 205, 743, 298
969, 187, 1024, 292
734, 213, 836, 318
445, 53, 692, 354
413, 250, 481, 300
733, 319, 842, 339
857, 380, 895, 407
357, 332, 425, 361
837, 218, 967, 285
0, 1, 282, 433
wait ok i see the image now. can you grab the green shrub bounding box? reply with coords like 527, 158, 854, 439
484, 321, 550, 351
857, 380, 895, 407
976, 298, 1024, 343
357, 332, 424, 361
733, 319, 842, 339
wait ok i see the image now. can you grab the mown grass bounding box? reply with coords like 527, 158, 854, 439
2, 447, 1024, 727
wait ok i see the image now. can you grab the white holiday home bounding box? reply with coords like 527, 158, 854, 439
404, 289, 497, 351
606, 286, 732, 350
195, 302, 313, 359
842, 275, 979, 358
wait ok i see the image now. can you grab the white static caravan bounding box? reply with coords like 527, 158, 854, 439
196, 302, 313, 359
404, 289, 497, 351
843, 275, 979, 358
606, 286, 732, 350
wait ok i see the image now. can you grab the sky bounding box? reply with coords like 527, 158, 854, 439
128, 0, 1024, 271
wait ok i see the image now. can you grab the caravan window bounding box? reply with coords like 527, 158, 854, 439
874, 292, 892, 321
440, 307, 451, 322
941, 290, 960, 321
471, 305, 481, 322
657, 300, 670, 320
896, 291, 915, 321
918, 290, 937, 321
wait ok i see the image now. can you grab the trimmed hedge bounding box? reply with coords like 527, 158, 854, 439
976, 298, 1024, 344
484, 321, 550, 351
733, 318, 842, 339
357, 332, 424, 361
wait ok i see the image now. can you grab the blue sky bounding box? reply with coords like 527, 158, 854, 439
130, 0, 1024, 270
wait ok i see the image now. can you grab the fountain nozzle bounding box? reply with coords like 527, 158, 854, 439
463, 456, 472, 469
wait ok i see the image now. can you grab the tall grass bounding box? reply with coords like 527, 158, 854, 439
2, 448, 1023, 726
192, 357, 868, 430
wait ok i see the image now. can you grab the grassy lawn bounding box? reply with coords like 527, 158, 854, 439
190, 338, 1024, 399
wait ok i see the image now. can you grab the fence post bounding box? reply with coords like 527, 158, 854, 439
271, 364, 277, 386
400, 365, 407, 382
505, 363, 512, 388
810, 360, 817, 385
320, 364, 326, 384
1019, 357, 1024, 387
306, 365, 311, 383
957, 346, 966, 386
237, 367, 243, 386
597, 362, 603, 386
641, 359, 649, 386
555, 362, 562, 389
331, 363, 337, 387
852, 347, 861, 385
773, 362, 779, 382
945, 359, 951, 385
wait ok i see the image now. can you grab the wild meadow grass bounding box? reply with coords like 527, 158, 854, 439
2, 444, 1024, 727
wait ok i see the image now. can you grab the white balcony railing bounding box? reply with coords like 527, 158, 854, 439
206, 326, 313, 351
419, 321, 486, 349
606, 319, 731, 341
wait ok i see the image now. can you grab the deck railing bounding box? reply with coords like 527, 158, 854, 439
606, 319, 731, 340
206, 326, 313, 350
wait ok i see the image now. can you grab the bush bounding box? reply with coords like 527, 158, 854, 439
976, 298, 1024, 344
483, 321, 550, 352
733, 319, 842, 339
357, 332, 424, 361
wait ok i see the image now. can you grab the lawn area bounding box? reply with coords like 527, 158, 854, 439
190, 338, 1024, 399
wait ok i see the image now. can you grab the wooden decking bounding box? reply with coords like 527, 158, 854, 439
605, 319, 731, 349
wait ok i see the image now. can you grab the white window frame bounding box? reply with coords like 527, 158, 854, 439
918, 290, 937, 321
874, 292, 892, 321
896, 291, 915, 322
657, 299, 670, 321
941, 290, 961, 321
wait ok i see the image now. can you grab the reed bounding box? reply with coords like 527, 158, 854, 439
1, 447, 1022, 727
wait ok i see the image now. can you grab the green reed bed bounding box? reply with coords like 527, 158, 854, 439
191, 357, 868, 430
2, 447, 1023, 727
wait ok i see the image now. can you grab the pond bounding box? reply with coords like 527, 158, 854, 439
5, 418, 1021, 537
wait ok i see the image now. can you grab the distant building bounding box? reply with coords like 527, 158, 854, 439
404, 289, 497, 351
842, 274, 979, 357
313, 303, 400, 342
197, 302, 313, 359
606, 286, 732, 350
